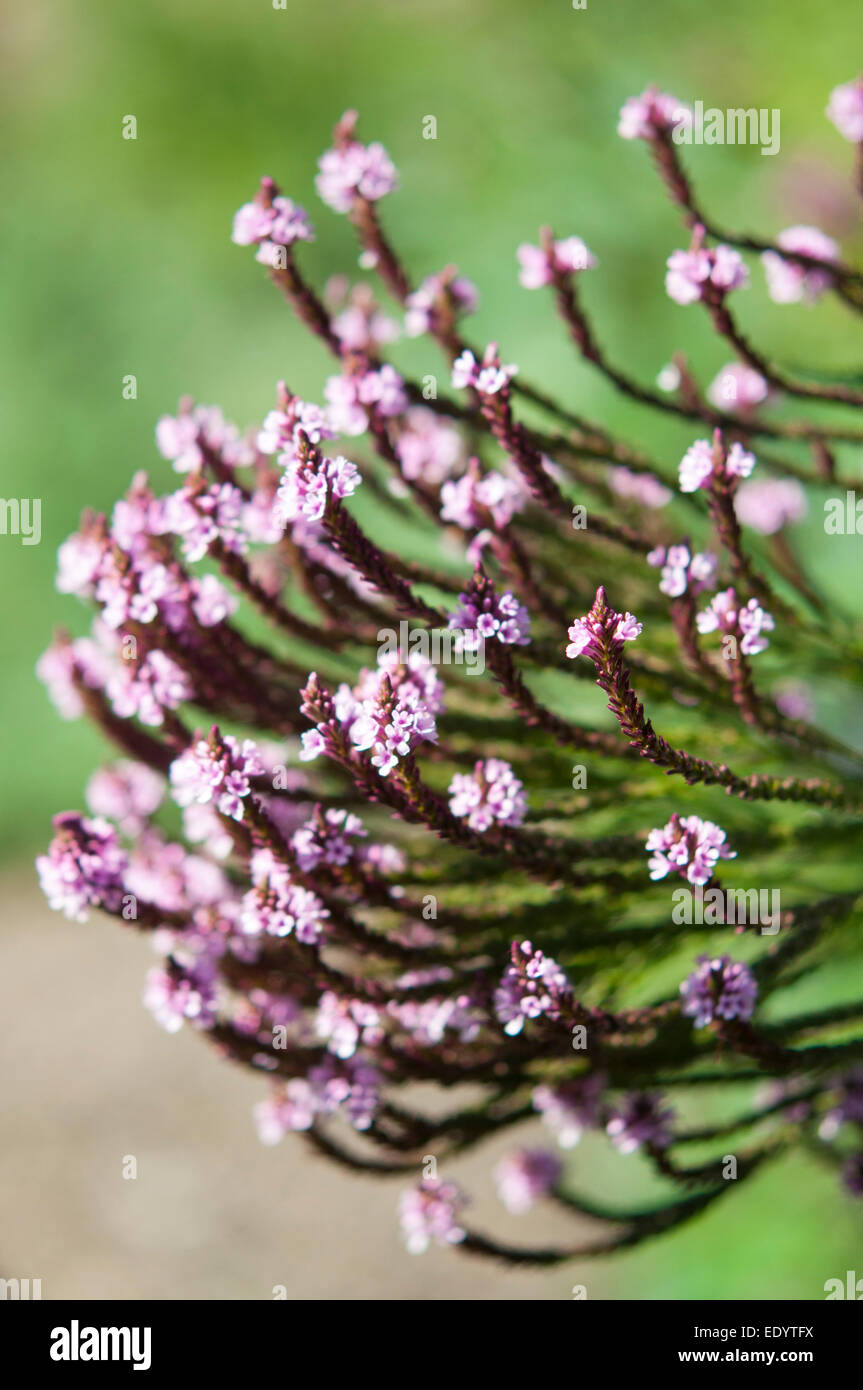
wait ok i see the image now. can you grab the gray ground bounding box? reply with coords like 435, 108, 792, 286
1, 872, 600, 1300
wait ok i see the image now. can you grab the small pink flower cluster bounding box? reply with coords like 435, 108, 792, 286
316, 130, 398, 213
448, 579, 531, 650
666, 238, 749, 306
494, 940, 573, 1036
647, 544, 717, 598
517, 235, 597, 288
448, 757, 527, 832
170, 733, 264, 822
617, 86, 691, 140
232, 179, 315, 264
451, 347, 518, 395
404, 270, 478, 336
646, 813, 736, 887
399, 1178, 468, 1254
300, 656, 441, 778
761, 226, 839, 305
324, 363, 408, 436
697, 589, 776, 655
440, 461, 525, 531
678, 436, 755, 493
680, 955, 759, 1029
565, 604, 642, 660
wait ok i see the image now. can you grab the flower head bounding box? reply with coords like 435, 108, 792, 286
680, 955, 758, 1028
448, 758, 527, 832
316, 114, 398, 212
734, 478, 807, 535
232, 178, 314, 264
679, 435, 755, 494
618, 87, 691, 141
37, 813, 129, 922
449, 573, 531, 650
451, 347, 518, 395
666, 232, 749, 306
494, 1149, 562, 1213
517, 234, 597, 289
607, 1092, 675, 1154
399, 1178, 468, 1254
827, 76, 863, 142
697, 589, 775, 655
494, 940, 573, 1036
532, 1076, 605, 1149
565, 590, 642, 660
404, 270, 478, 336
170, 731, 264, 822
762, 226, 839, 305
707, 363, 769, 412
646, 813, 736, 886
647, 544, 717, 598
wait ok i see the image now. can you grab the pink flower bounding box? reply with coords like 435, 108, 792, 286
86, 761, 165, 833
827, 76, 863, 142
399, 1178, 468, 1254
241, 871, 330, 945
56, 532, 105, 598
666, 241, 749, 306
451, 348, 518, 394
325, 365, 407, 435
448, 581, 531, 650
190, 574, 239, 626
494, 940, 573, 1036
734, 478, 807, 535
440, 462, 525, 530
448, 758, 527, 832
395, 407, 465, 484
680, 955, 758, 1029
707, 363, 769, 411
232, 190, 313, 256
697, 588, 775, 655
493, 1149, 562, 1213
647, 544, 717, 598
618, 87, 691, 141
156, 401, 252, 473
607, 1092, 674, 1154
274, 451, 361, 527
159, 482, 248, 562
326, 280, 400, 352
517, 236, 597, 289
257, 389, 334, 458
144, 962, 220, 1034
37, 813, 129, 922
404, 271, 478, 336
316, 130, 398, 212
608, 467, 672, 509
761, 226, 839, 305
315, 992, 384, 1059
257, 1058, 381, 1138
565, 603, 642, 660
678, 436, 754, 493
533, 1077, 604, 1149
645, 812, 736, 886
170, 733, 264, 822
107, 650, 193, 727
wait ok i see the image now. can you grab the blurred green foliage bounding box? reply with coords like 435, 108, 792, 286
3, 0, 862, 1297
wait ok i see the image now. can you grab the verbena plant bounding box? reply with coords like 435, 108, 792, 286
37, 81, 863, 1267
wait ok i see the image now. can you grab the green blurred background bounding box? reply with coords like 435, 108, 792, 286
2, 0, 863, 1298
